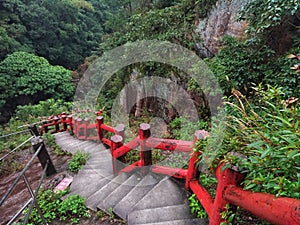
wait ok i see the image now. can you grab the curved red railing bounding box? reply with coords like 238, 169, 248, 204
40, 111, 300, 225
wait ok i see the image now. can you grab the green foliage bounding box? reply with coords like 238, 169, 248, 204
68, 151, 90, 173
208, 36, 276, 95
209, 37, 299, 97
16, 99, 72, 122
188, 193, 208, 219
199, 85, 300, 198
99, 0, 216, 52
240, 0, 299, 34
43, 133, 68, 156
58, 194, 90, 223
0, 0, 106, 69
25, 189, 90, 224
0, 52, 74, 108
220, 204, 236, 225
266, 48, 300, 97
0, 118, 32, 176
170, 116, 208, 140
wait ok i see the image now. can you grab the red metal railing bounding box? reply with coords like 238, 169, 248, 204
41, 111, 300, 225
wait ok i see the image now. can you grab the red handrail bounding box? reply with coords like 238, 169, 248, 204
40, 110, 300, 225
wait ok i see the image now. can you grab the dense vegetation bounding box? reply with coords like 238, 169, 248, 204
0, 0, 108, 69
0, 0, 299, 224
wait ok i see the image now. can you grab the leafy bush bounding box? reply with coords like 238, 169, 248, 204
0, 52, 74, 108
0, 117, 34, 176
68, 151, 90, 173
198, 85, 300, 198
43, 133, 68, 156
25, 189, 90, 224
266, 48, 300, 97
240, 0, 299, 34
188, 193, 208, 219
169, 116, 208, 140
16, 99, 72, 122
208, 36, 276, 95
209, 37, 300, 98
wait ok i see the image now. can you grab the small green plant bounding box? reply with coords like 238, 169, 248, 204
188, 194, 208, 219
16, 99, 72, 122
107, 207, 115, 221
58, 194, 91, 224
96, 210, 106, 218
199, 173, 218, 197
25, 189, 90, 224
43, 133, 68, 156
199, 85, 300, 199
220, 204, 236, 225
68, 151, 90, 173
169, 116, 208, 140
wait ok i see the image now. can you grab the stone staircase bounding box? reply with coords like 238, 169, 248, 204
54, 131, 208, 225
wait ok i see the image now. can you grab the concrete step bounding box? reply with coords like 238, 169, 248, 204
135, 218, 209, 225
128, 204, 197, 224
113, 173, 160, 219
86, 148, 110, 156
132, 177, 188, 211
54, 132, 100, 152
77, 167, 113, 178
86, 173, 131, 211
82, 162, 114, 172
68, 175, 114, 199
85, 152, 111, 161
85, 159, 111, 167
69, 173, 107, 192
54, 131, 203, 225
66, 140, 96, 149
101, 173, 142, 213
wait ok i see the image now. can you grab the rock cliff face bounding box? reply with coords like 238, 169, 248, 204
196, 0, 253, 57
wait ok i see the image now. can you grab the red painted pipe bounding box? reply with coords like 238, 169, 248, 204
145, 137, 193, 152
120, 161, 141, 173
225, 186, 300, 225
100, 124, 115, 134
113, 137, 139, 158
186, 151, 201, 190
190, 180, 213, 218
151, 165, 188, 179
101, 137, 112, 147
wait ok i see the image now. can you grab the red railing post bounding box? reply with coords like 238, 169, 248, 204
224, 186, 300, 225
185, 130, 209, 190
139, 123, 152, 173
78, 118, 84, 139
54, 116, 59, 133
210, 165, 245, 225
84, 118, 89, 139
61, 114, 67, 131
42, 120, 48, 134
67, 115, 73, 132
74, 118, 81, 138
110, 135, 124, 175
97, 116, 104, 141
114, 124, 125, 139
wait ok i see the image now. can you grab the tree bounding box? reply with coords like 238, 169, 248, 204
0, 0, 106, 69
0, 52, 75, 122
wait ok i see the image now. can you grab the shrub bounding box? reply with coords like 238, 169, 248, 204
68, 151, 90, 173
208, 36, 276, 96
198, 85, 300, 198
0, 52, 74, 108
16, 99, 72, 122
24, 189, 90, 224
43, 133, 68, 156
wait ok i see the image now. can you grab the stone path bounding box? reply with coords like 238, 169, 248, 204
54, 131, 208, 225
